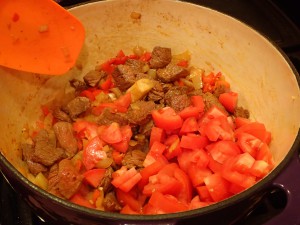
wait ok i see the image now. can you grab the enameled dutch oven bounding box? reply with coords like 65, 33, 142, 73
0, 0, 300, 224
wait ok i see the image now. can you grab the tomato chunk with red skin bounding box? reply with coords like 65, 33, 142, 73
83, 168, 106, 188
152, 107, 183, 131
146, 192, 189, 214
219, 91, 238, 113
83, 136, 106, 170
180, 135, 209, 150
98, 122, 123, 144
204, 173, 231, 202
112, 167, 142, 192
111, 125, 132, 153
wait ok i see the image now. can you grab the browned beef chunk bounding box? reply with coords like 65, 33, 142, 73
156, 63, 189, 83
126, 100, 156, 125
53, 108, 72, 123
96, 108, 129, 126
149, 46, 172, 69
32, 130, 65, 167
202, 92, 227, 113
165, 86, 191, 112
63, 96, 90, 119
53, 122, 78, 158
21, 143, 47, 176
99, 166, 114, 193
103, 191, 122, 212
122, 149, 146, 168
69, 79, 88, 93
234, 106, 250, 118
138, 120, 154, 137
125, 59, 146, 73
48, 159, 82, 199
147, 81, 165, 102
112, 64, 136, 91
83, 70, 107, 87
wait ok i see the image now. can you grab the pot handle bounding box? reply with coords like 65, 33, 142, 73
264, 151, 300, 225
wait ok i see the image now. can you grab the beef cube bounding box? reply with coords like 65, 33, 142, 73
126, 100, 156, 125
125, 59, 146, 73
103, 192, 122, 212
27, 160, 48, 176
99, 166, 114, 193
122, 149, 146, 168
167, 94, 191, 112
234, 106, 250, 118
64, 96, 90, 119
147, 81, 165, 102
112, 65, 136, 91
83, 70, 106, 87
48, 159, 83, 199
21, 143, 48, 176
53, 108, 72, 122
32, 130, 65, 167
164, 86, 191, 112
156, 63, 189, 83
69, 79, 88, 93
149, 46, 172, 69
53, 122, 78, 158
96, 108, 129, 126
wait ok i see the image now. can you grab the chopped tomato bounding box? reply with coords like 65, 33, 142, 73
250, 160, 271, 178
113, 92, 132, 109
190, 95, 205, 112
111, 125, 132, 153
120, 205, 140, 214
232, 152, 255, 174
188, 165, 212, 187
201, 116, 234, 142
174, 167, 193, 203
180, 135, 209, 150
146, 191, 189, 214
152, 107, 183, 131
221, 157, 256, 188
73, 120, 99, 140
206, 140, 240, 164
138, 159, 167, 190
218, 91, 238, 113
98, 122, 123, 144
70, 193, 94, 209
112, 149, 125, 165
234, 117, 251, 128
112, 167, 142, 192
164, 135, 182, 160
178, 148, 210, 172
139, 52, 151, 62
143, 141, 167, 167
149, 127, 165, 147
84, 168, 106, 188
83, 136, 106, 170
116, 188, 145, 212
178, 106, 201, 119
236, 132, 262, 158
189, 196, 211, 210
196, 186, 213, 202
179, 117, 199, 134
203, 173, 231, 202
235, 121, 271, 144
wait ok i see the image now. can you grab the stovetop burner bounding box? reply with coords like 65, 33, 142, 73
1, 0, 299, 224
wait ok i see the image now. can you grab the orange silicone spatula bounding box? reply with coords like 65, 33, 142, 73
0, 0, 85, 75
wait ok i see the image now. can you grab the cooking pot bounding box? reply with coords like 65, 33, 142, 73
0, 0, 299, 224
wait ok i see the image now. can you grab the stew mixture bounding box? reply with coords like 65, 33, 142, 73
20, 46, 274, 214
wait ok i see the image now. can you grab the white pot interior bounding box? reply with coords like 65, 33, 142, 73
0, 0, 299, 188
